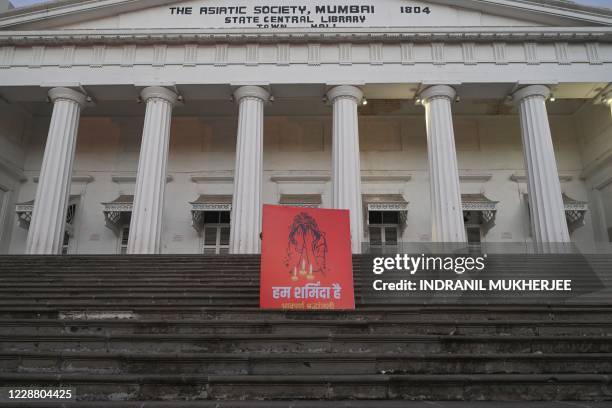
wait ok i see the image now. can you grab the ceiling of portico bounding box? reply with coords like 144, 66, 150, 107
1, 0, 611, 32
0, 82, 606, 117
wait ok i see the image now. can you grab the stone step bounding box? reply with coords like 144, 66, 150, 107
0, 373, 609, 401
2, 401, 612, 408
0, 297, 260, 304
3, 351, 612, 376
2, 296, 610, 307
2, 305, 612, 320
2, 318, 612, 336
2, 333, 611, 354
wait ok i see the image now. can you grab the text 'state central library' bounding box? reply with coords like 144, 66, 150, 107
0, 0, 611, 256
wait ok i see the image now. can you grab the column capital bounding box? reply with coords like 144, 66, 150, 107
419, 85, 456, 102
326, 85, 363, 103
140, 86, 178, 105
48, 87, 87, 107
233, 86, 270, 103
512, 85, 551, 104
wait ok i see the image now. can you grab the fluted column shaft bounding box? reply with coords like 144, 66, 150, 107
421, 85, 466, 243
26, 88, 86, 254
328, 86, 364, 254
513, 85, 570, 243
127, 87, 177, 254
229, 86, 269, 254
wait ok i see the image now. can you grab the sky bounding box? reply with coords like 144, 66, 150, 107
7, 0, 612, 9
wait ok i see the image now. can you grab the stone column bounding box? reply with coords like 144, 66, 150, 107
229, 86, 269, 254
127, 87, 178, 254
327, 85, 364, 254
513, 85, 570, 244
420, 85, 467, 243
25, 87, 86, 255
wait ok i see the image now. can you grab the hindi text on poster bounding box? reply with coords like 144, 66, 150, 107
260, 205, 355, 310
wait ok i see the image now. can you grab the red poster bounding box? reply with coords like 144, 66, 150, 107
260, 205, 355, 310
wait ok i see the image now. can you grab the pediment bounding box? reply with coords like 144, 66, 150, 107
0, 0, 611, 31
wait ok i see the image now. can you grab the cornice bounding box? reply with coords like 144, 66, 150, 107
510, 172, 573, 182
112, 175, 173, 183
0, 27, 611, 46
190, 175, 234, 184
271, 175, 331, 183
33, 174, 94, 183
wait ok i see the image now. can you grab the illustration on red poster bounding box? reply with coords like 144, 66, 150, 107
260, 205, 355, 310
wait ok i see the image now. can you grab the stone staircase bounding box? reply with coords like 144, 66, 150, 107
0, 255, 611, 406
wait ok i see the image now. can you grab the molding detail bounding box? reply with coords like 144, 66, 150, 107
586, 42, 602, 65
276, 43, 290, 66
327, 85, 363, 103
524, 42, 539, 65
459, 173, 493, 183
214, 44, 228, 66
120, 45, 136, 67
0, 29, 611, 47
431, 43, 445, 65
510, 173, 572, 183
400, 43, 414, 65
0, 38, 608, 70
112, 175, 173, 183
362, 174, 412, 183
152, 45, 167, 67
246, 43, 259, 66
0, 46, 14, 68
493, 42, 508, 65
29, 45, 44, 68
462, 43, 476, 65
33, 174, 94, 184
307, 43, 321, 66
420, 85, 456, 102
512, 85, 551, 103
48, 87, 87, 106
271, 175, 331, 183
91, 45, 105, 68
191, 175, 234, 184
183, 44, 198, 67
60, 45, 75, 68
279, 194, 322, 208
339, 43, 352, 65
233, 85, 270, 103
141, 86, 178, 105
369, 43, 383, 65
555, 42, 571, 65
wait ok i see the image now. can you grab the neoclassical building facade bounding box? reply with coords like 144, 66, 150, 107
0, 0, 611, 255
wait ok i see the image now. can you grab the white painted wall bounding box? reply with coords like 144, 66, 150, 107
5, 108, 601, 254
